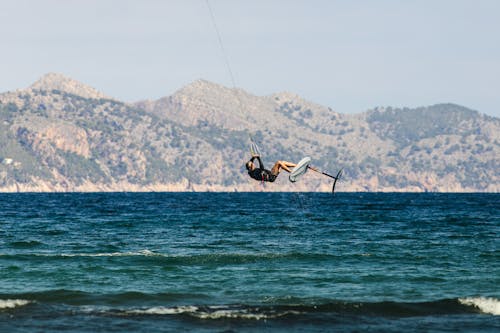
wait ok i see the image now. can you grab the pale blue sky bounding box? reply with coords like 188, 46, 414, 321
1, 0, 499, 116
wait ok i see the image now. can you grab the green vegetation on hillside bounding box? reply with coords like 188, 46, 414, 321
0, 83, 498, 191
367, 104, 480, 145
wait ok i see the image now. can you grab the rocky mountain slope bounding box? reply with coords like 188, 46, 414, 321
0, 73, 498, 192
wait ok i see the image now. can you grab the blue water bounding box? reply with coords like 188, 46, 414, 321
0, 193, 498, 332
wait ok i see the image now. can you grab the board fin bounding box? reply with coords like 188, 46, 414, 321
332, 169, 343, 194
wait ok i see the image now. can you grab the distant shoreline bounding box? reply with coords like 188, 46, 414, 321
0, 188, 497, 194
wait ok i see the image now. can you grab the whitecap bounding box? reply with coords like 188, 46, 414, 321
128, 305, 199, 315
59, 249, 160, 257
192, 309, 300, 320
459, 297, 500, 315
127, 305, 300, 320
0, 299, 31, 309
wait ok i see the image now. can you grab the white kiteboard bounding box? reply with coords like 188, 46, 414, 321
289, 157, 311, 183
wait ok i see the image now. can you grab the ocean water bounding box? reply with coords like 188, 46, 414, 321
0, 192, 498, 332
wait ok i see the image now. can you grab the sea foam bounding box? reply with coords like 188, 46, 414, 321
59, 249, 157, 257
0, 299, 30, 309
129, 305, 199, 315
127, 305, 300, 320
459, 297, 500, 315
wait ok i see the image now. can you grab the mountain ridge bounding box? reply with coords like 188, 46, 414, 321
0, 74, 498, 192
28, 73, 111, 100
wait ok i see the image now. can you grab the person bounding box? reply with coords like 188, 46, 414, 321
245, 154, 296, 182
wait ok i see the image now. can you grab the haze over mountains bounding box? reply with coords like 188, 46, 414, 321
0, 73, 498, 192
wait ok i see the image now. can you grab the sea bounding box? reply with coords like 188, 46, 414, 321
0, 192, 498, 332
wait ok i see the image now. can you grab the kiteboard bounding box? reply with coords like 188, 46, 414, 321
289, 157, 311, 183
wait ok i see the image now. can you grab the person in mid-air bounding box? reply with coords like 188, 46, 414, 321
245, 154, 296, 182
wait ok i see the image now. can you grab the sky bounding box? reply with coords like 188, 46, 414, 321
1, 0, 499, 117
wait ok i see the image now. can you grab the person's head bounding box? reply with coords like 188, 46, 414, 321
245, 161, 254, 171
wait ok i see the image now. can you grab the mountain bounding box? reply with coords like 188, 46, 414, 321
0, 74, 498, 192
29, 73, 110, 100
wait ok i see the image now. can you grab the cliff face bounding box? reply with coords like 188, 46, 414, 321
0, 73, 498, 192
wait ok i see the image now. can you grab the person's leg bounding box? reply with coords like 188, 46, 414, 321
271, 161, 296, 175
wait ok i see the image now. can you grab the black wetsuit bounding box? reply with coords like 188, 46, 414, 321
247, 156, 277, 182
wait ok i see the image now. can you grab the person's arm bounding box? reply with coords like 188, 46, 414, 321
249, 156, 264, 169
255, 156, 264, 169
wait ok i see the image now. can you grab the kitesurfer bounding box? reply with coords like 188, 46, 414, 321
245, 154, 296, 182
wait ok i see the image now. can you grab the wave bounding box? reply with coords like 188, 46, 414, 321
8, 240, 44, 249
0, 250, 345, 263
0, 249, 158, 258
58, 249, 158, 257
126, 305, 301, 320
0, 290, 500, 320
2, 290, 498, 318
0, 299, 31, 309
121, 298, 500, 319
459, 297, 500, 315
